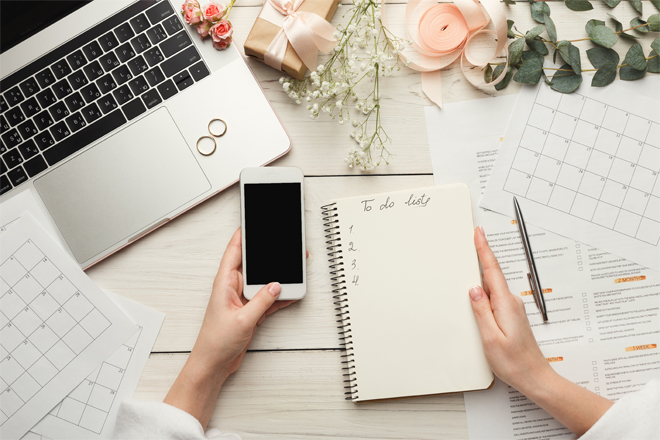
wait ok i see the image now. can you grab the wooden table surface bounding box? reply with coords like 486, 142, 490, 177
85, 2, 658, 438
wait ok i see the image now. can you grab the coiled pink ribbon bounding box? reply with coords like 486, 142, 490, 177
261, 0, 337, 72
382, 0, 508, 107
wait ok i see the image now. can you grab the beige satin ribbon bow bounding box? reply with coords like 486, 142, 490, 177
262, 0, 338, 71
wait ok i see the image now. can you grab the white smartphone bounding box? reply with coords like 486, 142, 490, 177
240, 167, 307, 300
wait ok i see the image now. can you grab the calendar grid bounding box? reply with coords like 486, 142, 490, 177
502, 85, 660, 246
0, 240, 113, 426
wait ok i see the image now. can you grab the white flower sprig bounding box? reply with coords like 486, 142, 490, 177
280, 0, 410, 170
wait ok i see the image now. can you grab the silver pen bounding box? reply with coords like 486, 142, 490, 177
513, 196, 548, 322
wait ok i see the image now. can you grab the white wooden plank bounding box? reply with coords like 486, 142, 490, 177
87, 175, 435, 352
135, 351, 469, 439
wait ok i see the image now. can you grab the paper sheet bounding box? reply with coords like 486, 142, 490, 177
0, 190, 65, 251
0, 215, 136, 439
29, 291, 164, 440
426, 95, 660, 440
480, 81, 660, 271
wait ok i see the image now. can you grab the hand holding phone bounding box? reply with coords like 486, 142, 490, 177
240, 167, 307, 300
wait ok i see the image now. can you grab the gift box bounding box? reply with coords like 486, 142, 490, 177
244, 0, 340, 80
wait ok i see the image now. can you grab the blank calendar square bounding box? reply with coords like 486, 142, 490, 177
608, 158, 635, 186
623, 188, 649, 215
27, 356, 58, 386
0, 291, 27, 320
520, 126, 547, 153
0, 355, 26, 385
534, 155, 562, 182
80, 309, 111, 339
1, 258, 27, 287
12, 340, 42, 370
617, 137, 644, 163
13, 242, 45, 272
624, 114, 651, 141
601, 106, 628, 134
503, 168, 532, 196
57, 397, 85, 425
639, 145, 660, 171
47, 277, 77, 306
630, 166, 656, 193
79, 405, 108, 433
644, 196, 660, 222
513, 148, 541, 175
526, 177, 554, 205
46, 309, 76, 338
13, 307, 43, 338
557, 93, 584, 118
63, 293, 94, 321
548, 186, 576, 213
45, 340, 76, 370
586, 150, 614, 176
0, 322, 26, 352
556, 164, 583, 191
30, 292, 59, 321
529, 104, 555, 131
594, 129, 621, 155
572, 120, 599, 148
62, 324, 93, 355
88, 383, 116, 411
592, 201, 619, 229
95, 363, 123, 390
570, 193, 598, 220
647, 122, 660, 148
614, 210, 642, 236
30, 259, 60, 289
0, 388, 24, 417
580, 99, 608, 126
12, 371, 40, 401
550, 112, 578, 139
28, 325, 59, 354
636, 217, 660, 245
535, 83, 561, 109
542, 134, 570, 161
564, 142, 591, 169
13, 275, 43, 305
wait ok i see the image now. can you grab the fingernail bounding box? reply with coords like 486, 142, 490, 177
478, 225, 485, 237
268, 282, 281, 297
469, 286, 483, 302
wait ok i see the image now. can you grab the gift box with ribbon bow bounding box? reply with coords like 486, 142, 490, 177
244, 0, 340, 80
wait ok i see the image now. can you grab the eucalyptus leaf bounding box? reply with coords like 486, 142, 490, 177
550, 64, 582, 93
553, 48, 558, 64
495, 66, 514, 91
513, 57, 544, 84
531, 1, 550, 23
648, 50, 660, 73
620, 64, 647, 80
631, 17, 649, 33
603, 0, 621, 6
653, 0, 660, 11
586, 46, 620, 69
503, 0, 516, 4
652, 37, 660, 55
484, 64, 494, 83
526, 24, 546, 41
625, 43, 647, 70
568, 44, 582, 74
649, 15, 660, 32
493, 64, 506, 80
565, 0, 593, 11
589, 25, 618, 48
592, 62, 617, 87
522, 50, 544, 62
527, 39, 549, 56
631, 0, 643, 15
509, 38, 525, 65
507, 19, 515, 38
585, 19, 605, 35
556, 40, 571, 64
544, 13, 557, 42
620, 32, 640, 42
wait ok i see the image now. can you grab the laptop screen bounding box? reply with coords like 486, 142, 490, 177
1, 1, 92, 54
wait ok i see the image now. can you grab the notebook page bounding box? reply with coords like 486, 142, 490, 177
333, 184, 493, 402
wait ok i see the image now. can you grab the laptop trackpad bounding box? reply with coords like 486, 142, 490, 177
34, 108, 211, 264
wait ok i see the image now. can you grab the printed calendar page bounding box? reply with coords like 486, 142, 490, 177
481, 81, 660, 270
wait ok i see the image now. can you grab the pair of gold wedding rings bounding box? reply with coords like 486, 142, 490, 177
196, 118, 227, 156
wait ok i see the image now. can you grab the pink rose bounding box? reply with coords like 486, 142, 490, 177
196, 21, 212, 39
203, 1, 225, 21
181, 0, 202, 25
210, 19, 233, 42
212, 39, 231, 50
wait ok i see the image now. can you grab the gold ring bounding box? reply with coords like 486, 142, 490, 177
196, 136, 217, 156
208, 118, 227, 137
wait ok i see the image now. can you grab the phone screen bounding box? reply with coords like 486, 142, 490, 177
244, 182, 303, 285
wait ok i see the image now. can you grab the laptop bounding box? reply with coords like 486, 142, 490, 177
0, 0, 291, 268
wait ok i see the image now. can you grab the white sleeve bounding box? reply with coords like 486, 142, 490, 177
579, 379, 660, 440
112, 400, 242, 440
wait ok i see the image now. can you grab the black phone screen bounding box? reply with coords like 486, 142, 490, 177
244, 183, 303, 285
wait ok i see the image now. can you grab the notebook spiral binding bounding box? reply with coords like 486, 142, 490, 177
321, 202, 358, 401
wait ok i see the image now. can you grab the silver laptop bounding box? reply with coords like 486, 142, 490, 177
0, 0, 291, 268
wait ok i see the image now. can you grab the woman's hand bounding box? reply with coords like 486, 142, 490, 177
164, 228, 301, 429
470, 225, 612, 437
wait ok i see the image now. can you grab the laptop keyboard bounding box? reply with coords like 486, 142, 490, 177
0, 0, 210, 195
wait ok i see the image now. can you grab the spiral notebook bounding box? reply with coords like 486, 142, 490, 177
322, 184, 494, 402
